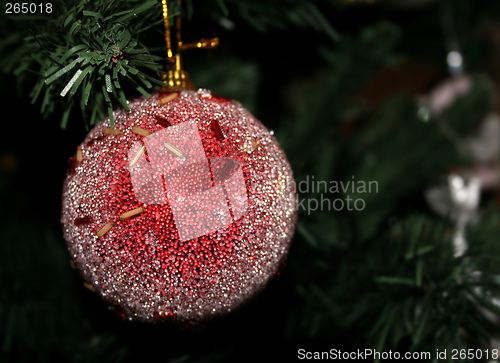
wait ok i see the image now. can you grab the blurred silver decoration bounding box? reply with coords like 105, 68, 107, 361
441, 0, 467, 76
446, 50, 464, 76
448, 174, 481, 257
425, 173, 481, 257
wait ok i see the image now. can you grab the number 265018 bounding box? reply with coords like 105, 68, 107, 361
5, 3, 52, 14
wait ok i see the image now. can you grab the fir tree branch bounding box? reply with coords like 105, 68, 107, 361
3, 0, 170, 127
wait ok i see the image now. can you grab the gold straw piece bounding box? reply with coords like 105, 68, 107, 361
83, 282, 96, 291
164, 141, 186, 158
120, 206, 144, 220
104, 128, 123, 135
244, 140, 260, 154
97, 221, 115, 238
129, 145, 146, 167
76, 148, 83, 162
131, 126, 152, 137
157, 93, 178, 105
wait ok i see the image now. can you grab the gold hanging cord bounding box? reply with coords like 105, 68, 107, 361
161, 0, 219, 90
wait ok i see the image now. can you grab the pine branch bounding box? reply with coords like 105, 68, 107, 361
4, 0, 169, 128
1, 0, 339, 128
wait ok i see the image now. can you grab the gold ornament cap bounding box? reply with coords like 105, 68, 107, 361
162, 54, 195, 90
161, 0, 218, 90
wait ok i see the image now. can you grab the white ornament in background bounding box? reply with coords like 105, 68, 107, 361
448, 174, 481, 257
421, 75, 472, 117
425, 174, 481, 257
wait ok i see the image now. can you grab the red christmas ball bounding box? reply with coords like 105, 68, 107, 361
62, 89, 297, 325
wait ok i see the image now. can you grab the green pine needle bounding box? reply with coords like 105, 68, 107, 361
9, 0, 167, 128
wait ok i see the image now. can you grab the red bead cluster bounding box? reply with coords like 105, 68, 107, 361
61, 89, 297, 325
